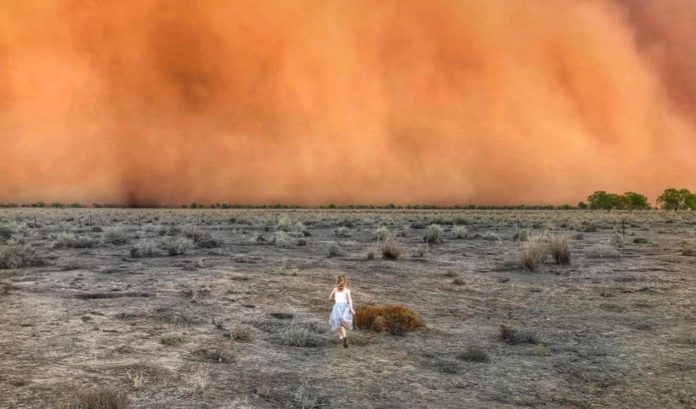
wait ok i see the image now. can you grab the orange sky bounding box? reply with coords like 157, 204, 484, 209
1, 0, 695, 206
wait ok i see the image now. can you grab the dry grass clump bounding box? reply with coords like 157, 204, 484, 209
191, 366, 210, 395
193, 347, 233, 363
60, 387, 128, 409
452, 225, 468, 239
160, 333, 183, 346
499, 323, 539, 345
519, 236, 548, 270
380, 239, 403, 260
355, 305, 421, 335
129, 239, 158, 258
160, 236, 194, 256
548, 234, 571, 264
54, 232, 98, 249
587, 240, 621, 259
103, 227, 129, 245
279, 324, 322, 347
373, 226, 392, 241
231, 324, 254, 342
423, 224, 444, 244
182, 226, 220, 248
272, 231, 293, 247
458, 346, 490, 363
0, 242, 44, 269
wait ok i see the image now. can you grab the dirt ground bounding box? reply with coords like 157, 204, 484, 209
0, 208, 695, 409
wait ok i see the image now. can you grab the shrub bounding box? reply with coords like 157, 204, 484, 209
423, 224, 444, 244
548, 234, 570, 264
519, 237, 548, 270
327, 242, 341, 258
160, 333, 183, 346
380, 239, 402, 260
610, 231, 624, 247
458, 346, 489, 363
275, 215, 294, 232
499, 323, 539, 345
103, 227, 129, 245
160, 236, 194, 256
272, 231, 293, 247
373, 226, 392, 241
354, 305, 420, 334
279, 324, 322, 347
54, 232, 98, 249
452, 225, 467, 239
366, 247, 376, 260
0, 243, 44, 269
129, 240, 158, 258
335, 226, 351, 237
513, 228, 530, 242
0, 226, 13, 243
414, 243, 430, 258
60, 387, 128, 409
682, 242, 696, 257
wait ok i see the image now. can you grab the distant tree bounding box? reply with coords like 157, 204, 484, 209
621, 192, 650, 210
577, 201, 588, 210
686, 193, 696, 210
587, 191, 615, 211
608, 193, 627, 210
657, 188, 691, 211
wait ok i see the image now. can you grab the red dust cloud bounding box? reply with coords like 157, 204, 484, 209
1, 0, 695, 206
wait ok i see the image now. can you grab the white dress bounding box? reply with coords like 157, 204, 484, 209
329, 288, 353, 331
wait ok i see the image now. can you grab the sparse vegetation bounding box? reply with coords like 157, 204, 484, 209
54, 232, 98, 249
458, 346, 489, 362
103, 227, 129, 245
335, 226, 351, 237
160, 236, 194, 256
0, 242, 43, 269
60, 387, 128, 409
129, 239, 158, 258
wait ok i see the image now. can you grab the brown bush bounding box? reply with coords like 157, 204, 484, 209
380, 239, 402, 260
354, 305, 420, 334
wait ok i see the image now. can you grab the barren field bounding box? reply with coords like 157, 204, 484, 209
1, 209, 695, 408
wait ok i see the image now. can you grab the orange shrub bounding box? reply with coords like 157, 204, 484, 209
354, 305, 421, 334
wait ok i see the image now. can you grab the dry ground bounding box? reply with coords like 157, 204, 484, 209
1, 209, 695, 408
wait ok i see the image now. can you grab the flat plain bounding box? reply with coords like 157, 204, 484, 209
1, 208, 695, 408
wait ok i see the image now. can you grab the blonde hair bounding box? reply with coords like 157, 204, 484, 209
336, 274, 348, 291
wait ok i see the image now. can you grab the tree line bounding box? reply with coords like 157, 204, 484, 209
580, 188, 696, 211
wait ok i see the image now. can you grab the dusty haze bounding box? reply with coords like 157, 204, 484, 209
1, 0, 695, 206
